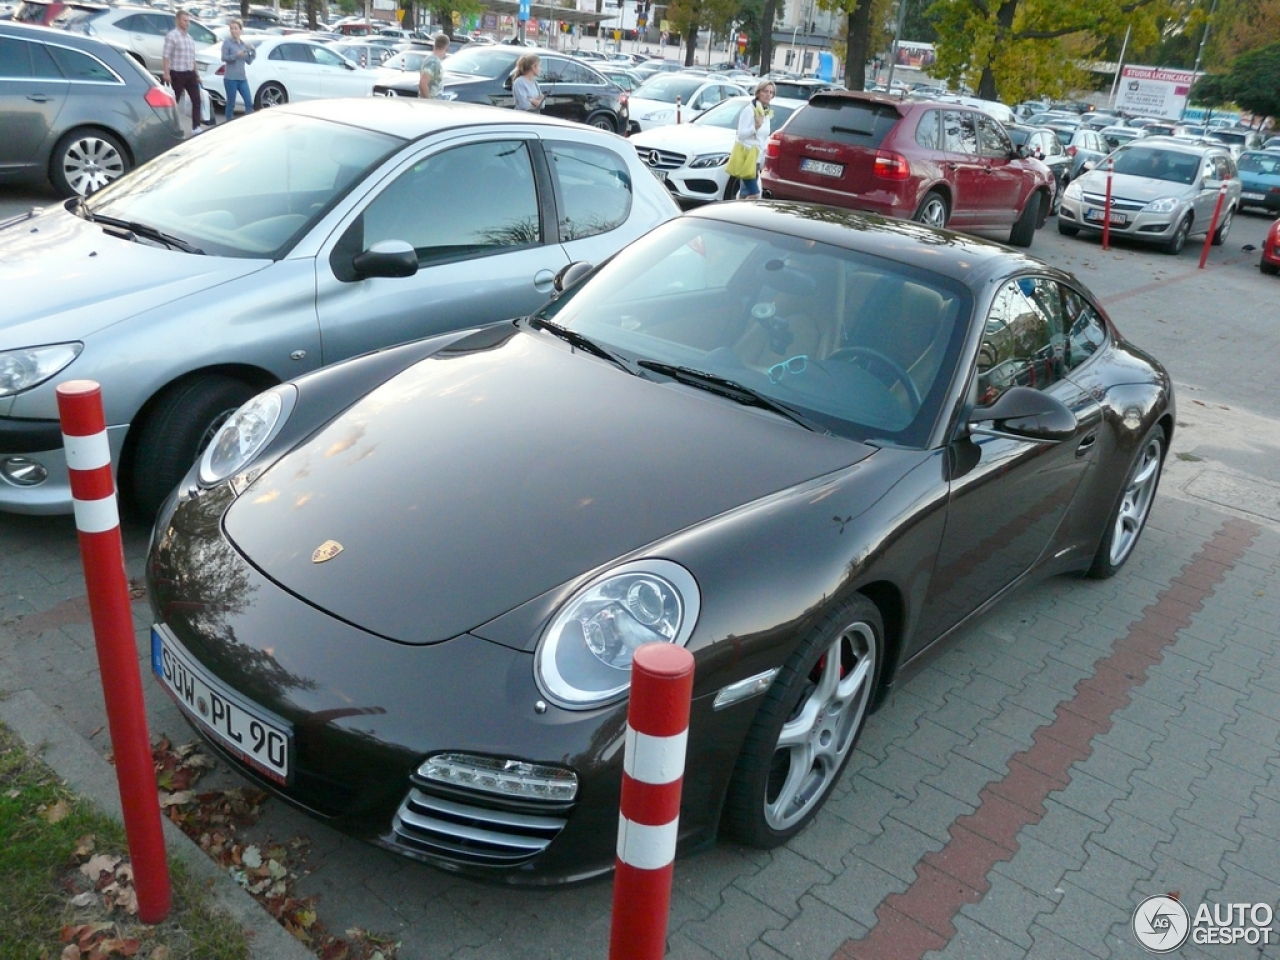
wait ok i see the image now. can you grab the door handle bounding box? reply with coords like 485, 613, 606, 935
1076, 432, 1097, 457
26, 94, 53, 102
533, 268, 556, 292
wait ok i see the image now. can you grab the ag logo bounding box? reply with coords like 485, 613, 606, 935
1133, 895, 1190, 953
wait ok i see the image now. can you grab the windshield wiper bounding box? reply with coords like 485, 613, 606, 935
637, 360, 823, 433
529, 317, 633, 373
93, 214, 204, 255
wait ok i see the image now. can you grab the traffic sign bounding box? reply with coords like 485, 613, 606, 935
518, 0, 530, 20
736, 32, 748, 49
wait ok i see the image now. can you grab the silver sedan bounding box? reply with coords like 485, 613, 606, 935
1057, 138, 1241, 254
0, 99, 680, 517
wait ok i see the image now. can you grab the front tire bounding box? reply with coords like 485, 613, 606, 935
1211, 205, 1234, 246
1163, 214, 1192, 255
1008, 191, 1041, 247
1087, 425, 1165, 579
724, 176, 740, 201
50, 127, 129, 198
255, 81, 288, 109
127, 375, 258, 519
912, 191, 949, 229
722, 596, 882, 847
1057, 220, 1079, 237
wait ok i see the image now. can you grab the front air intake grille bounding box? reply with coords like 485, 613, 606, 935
1080, 192, 1148, 212
636, 146, 687, 170
391, 787, 570, 866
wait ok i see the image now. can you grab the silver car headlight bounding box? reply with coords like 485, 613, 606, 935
1144, 197, 1181, 213
535, 559, 700, 710
644, 109, 673, 122
0, 343, 83, 398
690, 152, 730, 168
198, 384, 296, 490
1063, 180, 1083, 200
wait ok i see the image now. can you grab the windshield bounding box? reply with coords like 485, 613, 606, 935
1109, 145, 1201, 185
383, 51, 428, 71
1208, 130, 1249, 146
443, 45, 520, 78
84, 112, 400, 259
1238, 152, 1280, 175
534, 218, 971, 447
694, 97, 797, 129
635, 75, 705, 103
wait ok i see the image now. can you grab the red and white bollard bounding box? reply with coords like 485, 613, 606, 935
608, 643, 695, 960
1199, 180, 1229, 270
1101, 156, 1114, 251
57, 381, 171, 924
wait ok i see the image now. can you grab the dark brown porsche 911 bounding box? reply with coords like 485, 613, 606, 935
147, 201, 1173, 885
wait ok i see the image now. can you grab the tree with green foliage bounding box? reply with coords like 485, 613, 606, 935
667, 0, 739, 65
925, 0, 1172, 102
427, 0, 487, 38
810, 0, 891, 90
1192, 41, 1280, 120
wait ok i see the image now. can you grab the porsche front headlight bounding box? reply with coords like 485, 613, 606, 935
198, 384, 295, 489
535, 559, 700, 710
0, 343, 82, 397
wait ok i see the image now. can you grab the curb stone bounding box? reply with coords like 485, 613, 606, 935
0, 687, 314, 960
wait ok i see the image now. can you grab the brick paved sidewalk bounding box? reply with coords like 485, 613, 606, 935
1, 493, 1277, 960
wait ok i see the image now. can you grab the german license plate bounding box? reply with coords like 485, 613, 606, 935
1242, 191, 1265, 201
1085, 208, 1126, 225
800, 158, 843, 178
151, 624, 291, 783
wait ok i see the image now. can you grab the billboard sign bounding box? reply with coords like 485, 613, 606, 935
1114, 65, 1198, 119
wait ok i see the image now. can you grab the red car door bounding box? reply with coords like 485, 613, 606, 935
940, 110, 985, 228
976, 114, 1025, 225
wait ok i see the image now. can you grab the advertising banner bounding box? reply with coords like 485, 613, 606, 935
1114, 66, 1199, 119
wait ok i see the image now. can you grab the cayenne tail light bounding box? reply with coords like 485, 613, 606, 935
873, 150, 910, 181
145, 87, 176, 109
215, 65, 225, 76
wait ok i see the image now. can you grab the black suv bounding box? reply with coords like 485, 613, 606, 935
373, 45, 630, 134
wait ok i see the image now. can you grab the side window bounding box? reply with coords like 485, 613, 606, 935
976, 115, 1011, 158
942, 110, 978, 155
189, 23, 217, 45
0, 37, 31, 77
546, 141, 632, 240
914, 110, 940, 150
540, 57, 568, 83
360, 139, 541, 264
1214, 155, 1233, 181
976, 277, 1068, 403
561, 61, 596, 84
1060, 287, 1108, 371
143, 14, 173, 35
46, 45, 117, 82
115, 14, 145, 30
312, 46, 347, 67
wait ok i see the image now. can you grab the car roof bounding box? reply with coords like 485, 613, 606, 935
0, 17, 133, 56
1136, 136, 1229, 156
686, 200, 1043, 289
277, 97, 621, 140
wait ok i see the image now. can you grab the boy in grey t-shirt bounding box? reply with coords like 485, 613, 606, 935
418, 33, 449, 99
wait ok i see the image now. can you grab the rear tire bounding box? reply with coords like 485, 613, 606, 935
255, 81, 287, 109
50, 127, 129, 198
1008, 191, 1041, 247
1087, 425, 1165, 579
586, 112, 616, 133
127, 375, 258, 519
1262, 260, 1280, 276
722, 595, 882, 847
912, 191, 948, 229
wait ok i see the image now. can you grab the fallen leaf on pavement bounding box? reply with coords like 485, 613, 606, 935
42, 799, 72, 823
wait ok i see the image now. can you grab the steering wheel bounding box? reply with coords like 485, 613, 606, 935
828, 346, 923, 410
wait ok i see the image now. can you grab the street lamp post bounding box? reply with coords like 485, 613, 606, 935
884, 0, 908, 91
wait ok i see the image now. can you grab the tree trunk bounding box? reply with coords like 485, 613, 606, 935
759, 0, 777, 74
240, 0, 248, 18
978, 0, 1018, 100
844, 0, 870, 91
684, 24, 699, 65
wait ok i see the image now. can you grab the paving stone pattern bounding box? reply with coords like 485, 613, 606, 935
1, 493, 1278, 960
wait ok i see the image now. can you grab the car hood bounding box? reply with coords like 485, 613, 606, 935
630, 123, 735, 153
224, 325, 872, 645
0, 207, 268, 346
1075, 171, 1195, 202
631, 96, 683, 116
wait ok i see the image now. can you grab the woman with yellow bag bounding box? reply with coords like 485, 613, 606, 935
727, 80, 777, 200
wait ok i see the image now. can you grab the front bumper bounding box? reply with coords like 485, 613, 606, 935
147, 482, 731, 884
0, 419, 128, 515
1057, 193, 1187, 243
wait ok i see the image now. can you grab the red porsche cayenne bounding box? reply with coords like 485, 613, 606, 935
761, 92, 1054, 248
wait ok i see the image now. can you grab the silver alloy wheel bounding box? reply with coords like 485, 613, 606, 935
61, 134, 126, 196
1109, 433, 1163, 567
763, 621, 876, 831
258, 83, 287, 107
916, 194, 947, 228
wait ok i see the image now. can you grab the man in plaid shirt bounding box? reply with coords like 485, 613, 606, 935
163, 10, 208, 134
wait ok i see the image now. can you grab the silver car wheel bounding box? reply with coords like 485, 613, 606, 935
61, 134, 126, 196
915, 193, 948, 228
764, 621, 876, 832
1109, 432, 1163, 567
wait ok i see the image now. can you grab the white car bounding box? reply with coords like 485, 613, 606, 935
197, 35, 376, 111
628, 73, 747, 131
64, 5, 219, 74
630, 95, 806, 204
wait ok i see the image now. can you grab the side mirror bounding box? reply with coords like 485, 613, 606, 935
352, 240, 418, 279
553, 260, 593, 294
1080, 160, 1097, 173
968, 386, 1076, 442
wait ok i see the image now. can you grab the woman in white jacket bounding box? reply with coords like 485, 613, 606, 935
735, 80, 776, 200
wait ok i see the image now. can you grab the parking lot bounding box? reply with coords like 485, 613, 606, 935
2, 184, 1279, 960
